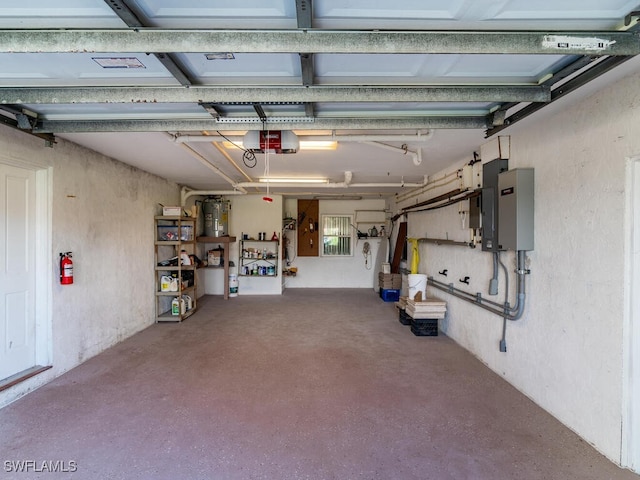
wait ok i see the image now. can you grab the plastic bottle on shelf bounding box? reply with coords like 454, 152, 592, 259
160, 275, 172, 292
171, 297, 182, 315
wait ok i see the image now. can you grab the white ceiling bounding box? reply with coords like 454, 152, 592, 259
1, 0, 639, 196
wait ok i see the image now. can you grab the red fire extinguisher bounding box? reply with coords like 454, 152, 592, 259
60, 252, 73, 285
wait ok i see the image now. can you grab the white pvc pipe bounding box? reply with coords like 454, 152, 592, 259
181, 187, 245, 205
349, 182, 425, 188
234, 182, 348, 189
234, 171, 426, 190
232, 181, 425, 189
173, 130, 434, 145
177, 143, 248, 194
361, 141, 422, 166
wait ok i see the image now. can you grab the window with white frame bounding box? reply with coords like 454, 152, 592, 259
321, 214, 353, 256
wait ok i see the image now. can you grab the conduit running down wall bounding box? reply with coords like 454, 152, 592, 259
427, 250, 529, 321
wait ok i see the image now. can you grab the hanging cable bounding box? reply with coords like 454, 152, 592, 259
243, 150, 257, 168
215, 130, 257, 168
262, 123, 273, 203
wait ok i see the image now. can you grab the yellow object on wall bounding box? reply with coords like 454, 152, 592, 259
408, 238, 419, 274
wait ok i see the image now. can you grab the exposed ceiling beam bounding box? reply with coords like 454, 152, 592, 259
486, 55, 634, 137
0, 85, 550, 104
103, 1, 194, 86
253, 103, 267, 121
153, 53, 194, 86
0, 108, 56, 144
0, 29, 636, 55
201, 103, 226, 118
296, 0, 313, 29
103, 0, 143, 27
304, 103, 315, 118
33, 116, 488, 133
300, 53, 314, 87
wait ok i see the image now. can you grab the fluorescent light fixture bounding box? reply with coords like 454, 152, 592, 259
299, 141, 338, 150
222, 141, 243, 150
259, 178, 328, 184
314, 195, 363, 200
222, 140, 337, 151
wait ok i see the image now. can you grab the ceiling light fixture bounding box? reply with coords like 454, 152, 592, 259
299, 141, 338, 150
258, 178, 328, 184
314, 195, 363, 200
222, 140, 337, 151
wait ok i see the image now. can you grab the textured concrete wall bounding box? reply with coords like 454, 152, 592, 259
390, 70, 640, 462
0, 126, 179, 408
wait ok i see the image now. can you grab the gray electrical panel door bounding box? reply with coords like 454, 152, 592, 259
498, 168, 534, 251
481, 159, 509, 251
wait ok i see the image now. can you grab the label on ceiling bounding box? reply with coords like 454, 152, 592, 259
542, 35, 616, 51
260, 131, 282, 151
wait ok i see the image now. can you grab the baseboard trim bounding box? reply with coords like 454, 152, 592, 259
0, 365, 52, 393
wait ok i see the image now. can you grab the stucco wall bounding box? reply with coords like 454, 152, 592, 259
0, 126, 179, 408
390, 70, 640, 462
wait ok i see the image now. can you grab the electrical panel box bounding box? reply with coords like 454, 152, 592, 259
481, 159, 509, 251
498, 168, 534, 251
469, 196, 481, 229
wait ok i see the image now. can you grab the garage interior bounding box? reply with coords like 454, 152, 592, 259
1, 1, 640, 478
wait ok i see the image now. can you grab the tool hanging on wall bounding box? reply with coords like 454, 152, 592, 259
362, 241, 372, 270
408, 238, 419, 274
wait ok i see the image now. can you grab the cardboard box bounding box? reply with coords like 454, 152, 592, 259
162, 206, 182, 216
208, 249, 223, 267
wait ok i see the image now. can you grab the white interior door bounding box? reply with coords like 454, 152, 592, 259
0, 163, 36, 380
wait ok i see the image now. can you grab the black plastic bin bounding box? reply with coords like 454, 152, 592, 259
410, 318, 438, 336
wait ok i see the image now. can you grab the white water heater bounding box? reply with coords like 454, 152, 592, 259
202, 197, 229, 237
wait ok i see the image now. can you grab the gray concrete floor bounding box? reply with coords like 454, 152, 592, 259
1, 289, 638, 480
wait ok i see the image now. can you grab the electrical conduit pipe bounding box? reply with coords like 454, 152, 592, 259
427, 250, 529, 321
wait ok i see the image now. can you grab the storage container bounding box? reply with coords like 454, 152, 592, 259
157, 225, 194, 241
379, 288, 400, 302
398, 308, 411, 325
410, 318, 438, 336
162, 206, 182, 216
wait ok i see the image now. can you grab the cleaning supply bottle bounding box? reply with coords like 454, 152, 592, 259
160, 275, 172, 292
171, 297, 180, 315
